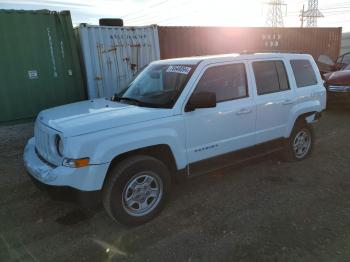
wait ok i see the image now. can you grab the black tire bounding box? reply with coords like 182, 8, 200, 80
102, 155, 171, 226
282, 123, 314, 162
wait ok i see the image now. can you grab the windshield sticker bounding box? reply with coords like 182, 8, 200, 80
166, 66, 192, 75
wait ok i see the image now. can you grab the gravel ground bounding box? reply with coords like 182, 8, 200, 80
1, 108, 350, 262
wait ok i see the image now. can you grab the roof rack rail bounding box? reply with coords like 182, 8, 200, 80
239, 50, 307, 55
239, 50, 255, 55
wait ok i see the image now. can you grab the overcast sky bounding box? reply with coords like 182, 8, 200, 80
1, 0, 349, 32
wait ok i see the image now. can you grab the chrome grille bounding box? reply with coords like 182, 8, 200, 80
34, 123, 56, 165
35, 148, 58, 168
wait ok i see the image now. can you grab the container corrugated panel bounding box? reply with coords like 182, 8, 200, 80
0, 10, 85, 123
341, 32, 350, 55
158, 26, 342, 62
76, 24, 160, 99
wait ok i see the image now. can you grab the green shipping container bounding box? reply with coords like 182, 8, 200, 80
0, 10, 85, 123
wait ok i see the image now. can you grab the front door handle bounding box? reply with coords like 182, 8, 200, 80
236, 108, 252, 115
282, 99, 294, 105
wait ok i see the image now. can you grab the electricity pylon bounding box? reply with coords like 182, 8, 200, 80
303, 0, 323, 27
265, 0, 287, 27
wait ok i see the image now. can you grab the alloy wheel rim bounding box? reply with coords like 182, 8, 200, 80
293, 130, 311, 159
122, 172, 163, 217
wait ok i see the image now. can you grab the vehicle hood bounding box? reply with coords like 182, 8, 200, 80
38, 98, 173, 136
324, 70, 350, 86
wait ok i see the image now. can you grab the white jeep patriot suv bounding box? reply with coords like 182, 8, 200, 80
24, 53, 326, 225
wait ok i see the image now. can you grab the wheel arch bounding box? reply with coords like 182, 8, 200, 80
294, 111, 316, 125
285, 100, 322, 138
103, 144, 178, 188
286, 111, 317, 137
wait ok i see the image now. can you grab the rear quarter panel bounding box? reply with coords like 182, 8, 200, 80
284, 55, 326, 137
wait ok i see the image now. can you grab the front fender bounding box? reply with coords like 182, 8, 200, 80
67, 116, 187, 170
93, 127, 187, 169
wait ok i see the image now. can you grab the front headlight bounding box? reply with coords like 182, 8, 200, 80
55, 135, 64, 156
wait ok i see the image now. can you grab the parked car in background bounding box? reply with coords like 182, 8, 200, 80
318, 52, 350, 74
24, 53, 326, 226
334, 51, 350, 71
324, 69, 350, 107
317, 54, 350, 107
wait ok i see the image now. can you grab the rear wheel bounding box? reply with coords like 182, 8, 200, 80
103, 155, 171, 226
283, 123, 314, 161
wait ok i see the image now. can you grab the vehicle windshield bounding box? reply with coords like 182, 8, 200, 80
114, 64, 195, 108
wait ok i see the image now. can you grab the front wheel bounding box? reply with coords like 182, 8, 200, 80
103, 155, 171, 226
283, 124, 314, 161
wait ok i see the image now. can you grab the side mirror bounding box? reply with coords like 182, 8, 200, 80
186, 91, 216, 112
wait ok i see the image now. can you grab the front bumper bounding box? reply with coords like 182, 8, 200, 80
327, 85, 350, 93
26, 171, 102, 205
23, 138, 110, 191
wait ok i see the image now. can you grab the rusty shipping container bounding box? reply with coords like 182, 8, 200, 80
75, 24, 160, 99
158, 27, 342, 61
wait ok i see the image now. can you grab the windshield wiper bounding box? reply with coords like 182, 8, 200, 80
113, 95, 141, 104
119, 97, 144, 105
113, 95, 163, 108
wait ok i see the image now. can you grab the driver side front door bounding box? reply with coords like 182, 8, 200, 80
184, 62, 256, 175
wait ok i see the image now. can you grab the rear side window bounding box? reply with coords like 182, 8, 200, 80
252, 61, 290, 95
290, 59, 317, 87
194, 63, 248, 102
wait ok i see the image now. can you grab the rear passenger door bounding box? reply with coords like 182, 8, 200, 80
184, 62, 256, 173
250, 60, 295, 144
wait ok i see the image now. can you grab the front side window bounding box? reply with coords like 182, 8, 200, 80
290, 59, 317, 88
336, 56, 343, 63
342, 54, 350, 64
116, 64, 195, 108
253, 60, 290, 95
194, 63, 248, 102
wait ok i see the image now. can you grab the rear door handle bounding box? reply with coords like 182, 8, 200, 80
282, 99, 294, 105
236, 108, 252, 115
